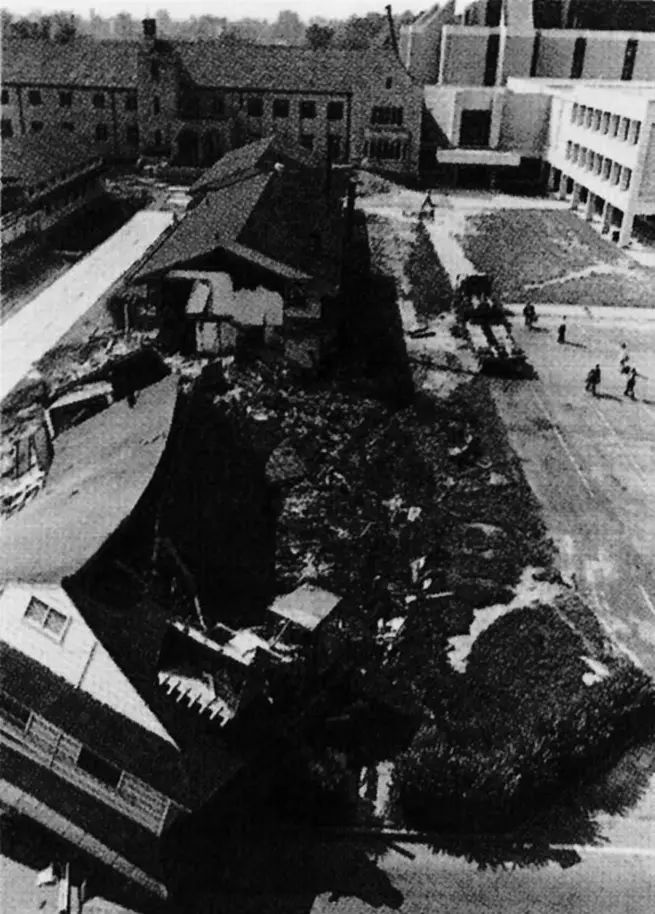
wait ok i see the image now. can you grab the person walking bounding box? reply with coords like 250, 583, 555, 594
585, 364, 601, 396
619, 343, 630, 375
624, 368, 638, 399
557, 319, 567, 344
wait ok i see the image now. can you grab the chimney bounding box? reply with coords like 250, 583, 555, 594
142, 18, 157, 42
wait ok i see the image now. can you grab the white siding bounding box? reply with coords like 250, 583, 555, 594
0, 583, 176, 745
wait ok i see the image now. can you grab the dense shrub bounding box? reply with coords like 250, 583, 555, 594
392, 605, 655, 831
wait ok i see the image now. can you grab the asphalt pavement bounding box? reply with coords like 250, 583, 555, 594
493, 304, 655, 678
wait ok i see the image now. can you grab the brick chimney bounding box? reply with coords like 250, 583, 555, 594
142, 18, 157, 42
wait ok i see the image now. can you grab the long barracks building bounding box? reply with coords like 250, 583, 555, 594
1, 19, 424, 176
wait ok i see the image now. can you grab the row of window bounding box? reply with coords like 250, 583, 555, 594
2, 88, 139, 112
13, 88, 139, 111
1, 118, 143, 146
243, 96, 345, 121
0, 687, 171, 833
569, 37, 638, 81
565, 142, 633, 191
371, 106, 404, 127
570, 104, 641, 145
364, 136, 408, 161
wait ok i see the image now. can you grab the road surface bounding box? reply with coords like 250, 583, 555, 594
493, 304, 655, 676
0, 210, 173, 405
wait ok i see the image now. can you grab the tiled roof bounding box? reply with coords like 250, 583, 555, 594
175, 41, 390, 92
2, 131, 101, 188
0, 377, 178, 585
133, 172, 272, 280
190, 137, 276, 194
1, 37, 139, 88
190, 135, 315, 195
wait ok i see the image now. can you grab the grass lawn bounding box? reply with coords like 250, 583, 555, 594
460, 209, 655, 307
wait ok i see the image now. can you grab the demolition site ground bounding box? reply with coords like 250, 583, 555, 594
4, 175, 655, 908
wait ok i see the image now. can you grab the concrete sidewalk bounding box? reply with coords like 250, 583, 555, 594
0, 210, 173, 404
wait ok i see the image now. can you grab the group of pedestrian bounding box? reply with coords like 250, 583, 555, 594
585, 342, 640, 399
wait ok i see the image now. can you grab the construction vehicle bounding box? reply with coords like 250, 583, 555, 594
454, 273, 528, 376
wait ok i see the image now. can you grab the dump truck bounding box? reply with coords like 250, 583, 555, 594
454, 273, 528, 376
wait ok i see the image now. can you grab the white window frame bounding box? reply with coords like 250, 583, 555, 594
23, 596, 70, 642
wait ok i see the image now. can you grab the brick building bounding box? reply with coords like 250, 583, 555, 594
1, 20, 424, 176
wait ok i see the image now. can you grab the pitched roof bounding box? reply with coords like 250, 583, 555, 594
175, 41, 380, 92
1, 37, 139, 88
190, 135, 315, 195
2, 130, 101, 188
0, 377, 178, 585
133, 172, 272, 280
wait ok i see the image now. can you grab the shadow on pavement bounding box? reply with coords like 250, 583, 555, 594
596, 392, 622, 401
562, 340, 587, 349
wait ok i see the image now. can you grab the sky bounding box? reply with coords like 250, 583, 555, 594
0, 0, 440, 22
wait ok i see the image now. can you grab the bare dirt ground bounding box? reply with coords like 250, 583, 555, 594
358, 179, 655, 309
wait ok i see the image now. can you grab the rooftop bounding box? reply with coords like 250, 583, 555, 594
0, 376, 178, 584
2, 131, 102, 189
133, 172, 272, 281
269, 585, 341, 632
190, 135, 315, 196
1, 37, 139, 88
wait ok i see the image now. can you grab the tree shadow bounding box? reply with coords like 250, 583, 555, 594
562, 340, 587, 349
336, 209, 414, 408
595, 392, 622, 401
426, 729, 655, 872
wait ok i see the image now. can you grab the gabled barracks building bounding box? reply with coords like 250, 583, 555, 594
1, 18, 424, 176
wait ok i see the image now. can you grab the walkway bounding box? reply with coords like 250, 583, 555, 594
0, 210, 174, 404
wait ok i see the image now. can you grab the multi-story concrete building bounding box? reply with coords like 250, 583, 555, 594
543, 81, 655, 244
1, 20, 424, 176
400, 0, 655, 243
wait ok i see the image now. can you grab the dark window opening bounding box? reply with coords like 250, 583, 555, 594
151, 61, 160, 81
61, 121, 75, 132
153, 96, 161, 116
309, 231, 322, 254
95, 123, 108, 142
154, 129, 162, 146
92, 92, 105, 109
31, 121, 44, 134
571, 37, 586, 79
371, 106, 403, 126
299, 100, 316, 119
486, 0, 502, 27
483, 33, 500, 86
327, 101, 344, 121
459, 109, 491, 148
273, 98, 289, 118
1, 118, 13, 138
28, 90, 42, 106
247, 96, 263, 117
622, 39, 638, 81
126, 93, 138, 111
300, 133, 314, 150
1, 89, 8, 104
59, 91, 72, 108
77, 747, 122, 789
211, 94, 224, 117
530, 32, 541, 78
385, 77, 393, 89
126, 124, 139, 146
328, 134, 341, 159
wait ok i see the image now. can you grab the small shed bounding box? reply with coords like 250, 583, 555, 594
269, 585, 341, 632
